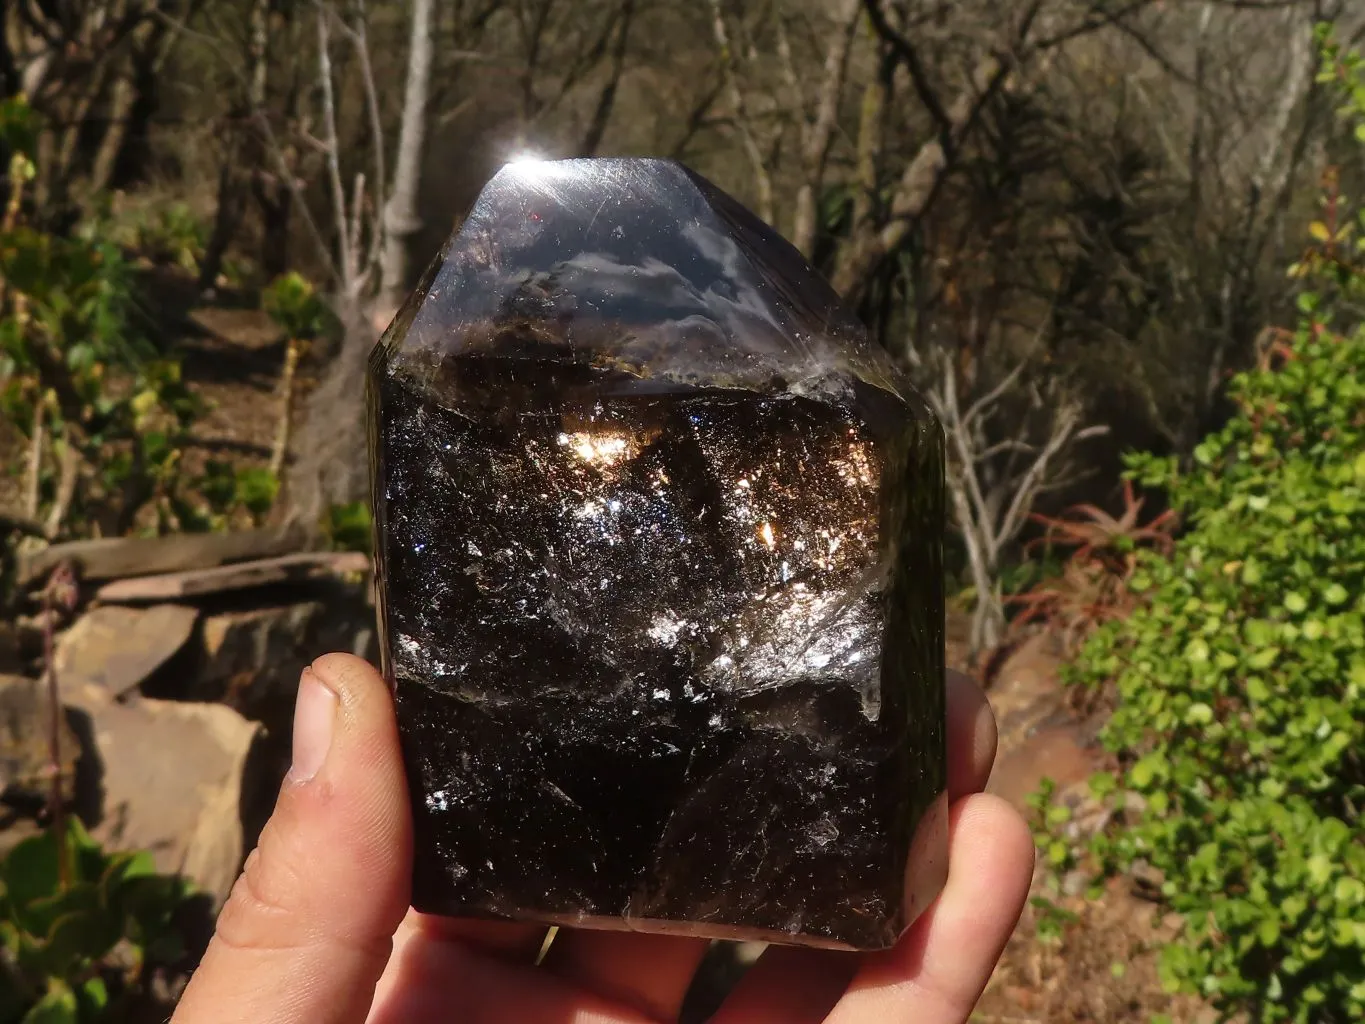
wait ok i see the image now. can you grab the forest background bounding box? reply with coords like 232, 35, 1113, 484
1, 1, 1362, 1022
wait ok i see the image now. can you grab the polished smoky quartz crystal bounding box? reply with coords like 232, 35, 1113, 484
367, 158, 947, 951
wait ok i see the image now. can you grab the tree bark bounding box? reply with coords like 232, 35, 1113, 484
790, 0, 862, 258
708, 0, 774, 224
578, 0, 636, 156
831, 54, 1007, 305
198, 0, 270, 291
379, 0, 436, 310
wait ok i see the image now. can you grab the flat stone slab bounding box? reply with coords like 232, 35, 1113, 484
76, 696, 267, 908
93, 551, 371, 603
54, 604, 200, 701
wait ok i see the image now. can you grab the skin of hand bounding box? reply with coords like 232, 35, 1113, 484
172, 654, 1033, 1024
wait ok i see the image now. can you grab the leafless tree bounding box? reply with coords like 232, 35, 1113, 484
2, 0, 195, 216
379, 0, 434, 312
288, 0, 433, 523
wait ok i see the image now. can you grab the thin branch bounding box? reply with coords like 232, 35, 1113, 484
708, 0, 775, 223
1032, 0, 1157, 51
348, 1, 386, 270
25, 400, 45, 520
315, 7, 353, 292
861, 0, 952, 144
978, 439, 1039, 460
579, 0, 636, 156
997, 405, 1083, 546
42, 563, 76, 889
962, 359, 1029, 430
43, 432, 78, 540
791, 0, 862, 255
0, 510, 48, 537
149, 4, 341, 287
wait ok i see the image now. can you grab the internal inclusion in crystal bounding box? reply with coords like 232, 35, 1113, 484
368, 158, 947, 950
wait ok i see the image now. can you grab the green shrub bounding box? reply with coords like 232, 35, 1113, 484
320, 501, 372, 554
0, 818, 190, 1023
101, 201, 207, 274
0, 97, 213, 538
261, 272, 328, 343
1068, 33, 1365, 1020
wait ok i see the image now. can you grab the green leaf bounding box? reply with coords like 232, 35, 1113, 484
1258, 915, 1282, 947
75, 977, 107, 1016
1185, 702, 1214, 725
2, 833, 61, 916
1283, 592, 1308, 614
1088, 771, 1118, 799
1185, 638, 1210, 664
1323, 583, 1349, 605
1130, 753, 1164, 788
1307, 854, 1333, 887
21, 983, 77, 1024
41, 905, 120, 976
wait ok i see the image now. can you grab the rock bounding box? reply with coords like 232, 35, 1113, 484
53, 605, 199, 702
195, 601, 323, 710
74, 696, 267, 907
370, 158, 949, 950
0, 673, 79, 800
192, 595, 370, 716
93, 551, 370, 603
987, 724, 1096, 810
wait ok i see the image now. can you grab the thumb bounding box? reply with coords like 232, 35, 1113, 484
174, 654, 412, 1024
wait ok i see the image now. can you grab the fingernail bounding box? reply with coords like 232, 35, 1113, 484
289, 667, 338, 783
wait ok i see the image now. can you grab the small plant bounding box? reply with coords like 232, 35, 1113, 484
1007, 479, 1177, 654
321, 501, 372, 554
0, 819, 191, 1023
128, 203, 207, 274
197, 461, 281, 529
261, 272, 328, 342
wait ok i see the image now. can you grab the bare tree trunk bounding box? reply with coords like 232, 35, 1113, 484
200, 161, 249, 292
290, 0, 437, 525
199, 0, 269, 291
708, 0, 774, 224
379, 0, 436, 311
790, 0, 862, 257
87, 68, 138, 193
832, 54, 1008, 304
579, 0, 636, 156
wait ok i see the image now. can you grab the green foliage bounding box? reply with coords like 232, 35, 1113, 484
0, 97, 39, 159
320, 501, 372, 554
262, 272, 328, 341
1065, 37, 1365, 1020
0, 819, 190, 1023
0, 96, 219, 538
98, 202, 206, 274
197, 462, 279, 528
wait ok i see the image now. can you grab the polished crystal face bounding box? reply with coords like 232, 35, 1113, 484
367, 158, 947, 950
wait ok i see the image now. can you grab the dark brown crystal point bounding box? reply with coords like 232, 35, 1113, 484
367, 158, 947, 951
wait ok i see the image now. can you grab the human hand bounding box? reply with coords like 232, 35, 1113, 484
173, 654, 1032, 1023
